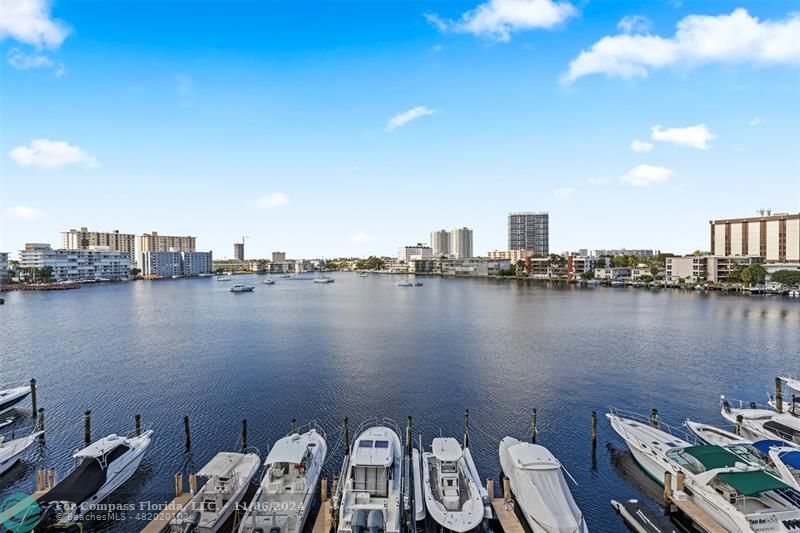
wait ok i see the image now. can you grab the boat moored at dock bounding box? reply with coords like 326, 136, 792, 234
0, 385, 32, 414
0, 429, 42, 477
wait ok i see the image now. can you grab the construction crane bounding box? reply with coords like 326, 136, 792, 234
241, 235, 249, 245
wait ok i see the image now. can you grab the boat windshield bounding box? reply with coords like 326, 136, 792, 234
666, 446, 740, 475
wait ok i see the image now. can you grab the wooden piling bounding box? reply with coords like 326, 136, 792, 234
37, 469, 45, 491
406, 416, 412, 457
531, 408, 537, 444
184, 415, 191, 449
486, 478, 494, 499
135, 414, 142, 436
775, 377, 783, 413
321, 478, 328, 500
503, 477, 511, 504
47, 468, 55, 488
464, 409, 470, 449
30, 379, 37, 417
591, 411, 597, 445
189, 473, 197, 494
344, 417, 350, 451
175, 473, 183, 496
676, 471, 685, 492
663, 471, 673, 504
84, 410, 91, 444
292, 418, 297, 433
241, 419, 248, 450
37, 408, 45, 443
650, 408, 659, 429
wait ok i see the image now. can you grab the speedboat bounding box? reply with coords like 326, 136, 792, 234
398, 282, 413, 287
334, 420, 403, 533
170, 451, 261, 532
422, 437, 487, 532
360, 272, 368, 278
36, 431, 153, 525
216, 276, 232, 281
685, 420, 744, 446
414, 282, 423, 287
498, 437, 587, 533
0, 385, 31, 415
610, 280, 625, 287
608, 410, 800, 532
230, 284, 255, 292
313, 276, 334, 284
0, 429, 42, 477
721, 396, 800, 445
262, 278, 276, 285
239, 424, 327, 533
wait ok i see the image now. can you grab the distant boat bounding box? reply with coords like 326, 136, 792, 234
414, 282, 424, 287
262, 278, 276, 285
398, 282, 413, 287
360, 272, 368, 277
314, 274, 334, 284
216, 276, 232, 281
231, 284, 255, 292
171, 275, 180, 279
198, 273, 213, 277
610, 280, 625, 287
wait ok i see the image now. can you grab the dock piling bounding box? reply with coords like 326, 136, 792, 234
292, 418, 297, 433
663, 471, 673, 505
84, 410, 91, 444
30, 379, 37, 418
591, 411, 597, 446
184, 415, 191, 449
650, 408, 659, 429
241, 419, 248, 450
775, 377, 783, 413
175, 473, 183, 496
37, 469, 45, 491
134, 414, 142, 436
344, 417, 350, 451
189, 473, 197, 495
37, 408, 45, 443
676, 471, 685, 492
531, 408, 537, 444
487, 478, 494, 499
47, 468, 55, 488
463, 409, 470, 449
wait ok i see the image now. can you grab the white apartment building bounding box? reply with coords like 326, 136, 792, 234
182, 252, 213, 275
140, 251, 213, 277
60, 227, 136, 264
430, 230, 450, 256
666, 255, 764, 283
487, 249, 533, 262
397, 244, 432, 263
449, 227, 473, 259
710, 212, 800, 263
0, 252, 8, 282
136, 232, 196, 254
440, 258, 509, 277
19, 245, 131, 281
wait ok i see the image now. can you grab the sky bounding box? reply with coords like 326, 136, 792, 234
1, 0, 799, 259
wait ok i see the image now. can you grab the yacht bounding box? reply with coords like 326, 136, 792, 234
239, 425, 327, 533
230, 284, 255, 292
334, 421, 403, 533
0, 429, 42, 477
421, 437, 488, 532
398, 282, 413, 287
608, 410, 800, 532
262, 278, 276, 285
498, 437, 587, 533
313, 276, 334, 284
0, 385, 32, 414
170, 451, 261, 532
721, 396, 800, 445
216, 275, 232, 281
35, 431, 153, 526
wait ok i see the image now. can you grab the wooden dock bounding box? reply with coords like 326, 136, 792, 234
311, 479, 332, 533
140, 493, 191, 533
489, 478, 525, 533
664, 471, 726, 533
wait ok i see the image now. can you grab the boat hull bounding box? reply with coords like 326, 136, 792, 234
0, 386, 31, 415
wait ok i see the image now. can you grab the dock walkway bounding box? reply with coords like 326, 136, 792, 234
488, 478, 525, 533
669, 492, 726, 533
311, 478, 332, 533
140, 494, 191, 533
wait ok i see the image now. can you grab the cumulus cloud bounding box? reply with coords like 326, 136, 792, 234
9, 139, 98, 169
6, 47, 63, 75
386, 106, 437, 132
749, 116, 765, 126
425, 0, 577, 42
630, 139, 654, 152
618, 15, 652, 34
349, 231, 374, 245
3, 205, 43, 221
553, 187, 574, 198
620, 164, 673, 186
0, 0, 70, 48
255, 192, 289, 208
651, 124, 715, 149
563, 8, 800, 83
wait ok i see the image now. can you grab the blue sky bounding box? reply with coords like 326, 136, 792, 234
1, 0, 799, 259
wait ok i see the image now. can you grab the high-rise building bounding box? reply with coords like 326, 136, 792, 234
397, 243, 432, 263
272, 251, 286, 263
710, 212, 800, 263
136, 232, 196, 253
140, 251, 213, 277
430, 230, 450, 256
0, 252, 8, 282
233, 242, 245, 261
60, 227, 136, 264
449, 227, 473, 259
508, 212, 549, 256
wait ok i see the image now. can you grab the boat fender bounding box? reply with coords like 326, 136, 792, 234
353, 510, 368, 533
367, 510, 384, 533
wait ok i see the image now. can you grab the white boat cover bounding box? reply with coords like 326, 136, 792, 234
266, 432, 316, 465
432, 438, 463, 462
74, 434, 126, 458
197, 451, 255, 477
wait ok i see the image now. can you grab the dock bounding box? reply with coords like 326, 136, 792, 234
663, 472, 726, 533
489, 478, 525, 533
140, 493, 191, 533
311, 478, 333, 533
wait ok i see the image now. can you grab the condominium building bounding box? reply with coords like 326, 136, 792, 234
508, 212, 549, 255
430, 230, 450, 256
233, 242, 245, 261
397, 243, 432, 263
19, 245, 131, 281
440, 258, 509, 277
272, 251, 286, 263
666, 255, 764, 283
710, 212, 800, 263
450, 227, 473, 259
589, 249, 660, 258
60, 227, 136, 264
136, 232, 196, 253
0, 252, 8, 282
487, 249, 533, 262
140, 251, 213, 277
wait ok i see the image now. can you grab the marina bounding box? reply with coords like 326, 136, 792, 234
0, 273, 798, 531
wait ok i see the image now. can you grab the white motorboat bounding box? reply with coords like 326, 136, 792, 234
36, 430, 153, 525
216, 276, 232, 281
498, 437, 587, 533
313, 276, 334, 284
397, 282, 413, 287
422, 437, 486, 532
764, 446, 800, 491
0, 385, 32, 414
608, 410, 800, 532
721, 396, 800, 445
685, 420, 744, 446
170, 451, 261, 532
262, 278, 276, 285
0, 429, 42, 477
335, 421, 403, 533
239, 425, 327, 533
230, 284, 255, 292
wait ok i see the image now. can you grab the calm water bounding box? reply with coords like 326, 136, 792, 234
1, 274, 798, 531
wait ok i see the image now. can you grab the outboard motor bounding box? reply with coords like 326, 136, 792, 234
352, 510, 368, 533
181, 510, 202, 533
367, 509, 384, 533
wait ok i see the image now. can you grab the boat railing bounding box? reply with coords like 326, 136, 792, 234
352, 417, 404, 444
288, 419, 326, 442
242, 445, 262, 459
722, 396, 774, 411
607, 406, 697, 444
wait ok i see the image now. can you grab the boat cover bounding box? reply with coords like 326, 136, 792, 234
520, 468, 584, 532
751, 440, 790, 454
266, 433, 312, 465
716, 470, 790, 496
197, 452, 250, 477
680, 446, 739, 470
38, 444, 129, 505
777, 450, 800, 469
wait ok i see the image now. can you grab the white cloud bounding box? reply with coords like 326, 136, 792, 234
255, 192, 289, 208
9, 139, 98, 169
564, 8, 800, 83
432, 44, 443, 52
0, 0, 70, 48
587, 176, 612, 185
618, 15, 652, 34
553, 187, 574, 198
349, 231, 374, 245
425, 0, 577, 42
651, 124, 715, 150
620, 164, 673, 186
630, 139, 654, 152
386, 106, 437, 132
749, 116, 765, 126
3, 205, 43, 221
7, 47, 51, 69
